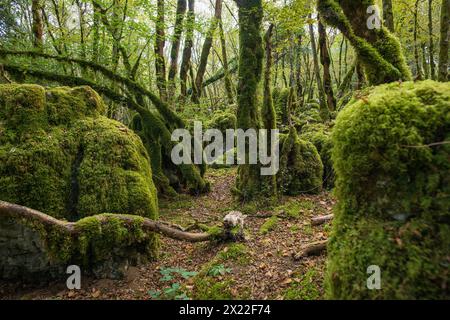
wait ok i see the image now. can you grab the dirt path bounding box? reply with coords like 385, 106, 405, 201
0, 168, 334, 300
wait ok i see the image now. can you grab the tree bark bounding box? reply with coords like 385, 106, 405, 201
192, 0, 222, 103
414, 0, 425, 80
438, 0, 450, 81
318, 18, 336, 112
155, 0, 167, 101
31, 0, 44, 50
168, 0, 187, 98
180, 0, 195, 97
219, 15, 234, 104
429, 0, 436, 79
234, 0, 265, 201
309, 15, 328, 120
382, 0, 395, 32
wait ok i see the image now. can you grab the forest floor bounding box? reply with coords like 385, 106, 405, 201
0, 168, 334, 300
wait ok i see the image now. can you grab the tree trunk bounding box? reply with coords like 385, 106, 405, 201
414, 0, 425, 80
318, 18, 336, 112
309, 15, 328, 120
318, 0, 412, 85
219, 15, 234, 104
438, 0, 450, 81
382, 0, 395, 32
429, 0, 436, 79
155, 0, 167, 101
180, 0, 195, 97
168, 0, 187, 98
31, 0, 44, 50
192, 0, 222, 103
234, 0, 265, 201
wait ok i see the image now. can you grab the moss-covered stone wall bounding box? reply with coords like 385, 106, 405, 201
0, 84, 159, 280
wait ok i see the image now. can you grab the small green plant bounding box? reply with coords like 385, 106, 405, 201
159, 267, 198, 281
207, 264, 232, 277
218, 243, 249, 265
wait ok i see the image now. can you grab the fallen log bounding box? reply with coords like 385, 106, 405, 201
0, 200, 212, 243
311, 214, 334, 226
293, 240, 328, 260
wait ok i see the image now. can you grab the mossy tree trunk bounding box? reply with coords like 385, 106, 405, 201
219, 15, 234, 104
168, 0, 187, 98
438, 0, 450, 81
318, 18, 336, 112
192, 0, 222, 103
155, 0, 167, 101
382, 0, 394, 33
428, 0, 437, 80
234, 0, 265, 201
308, 14, 329, 120
180, 0, 195, 98
414, 0, 425, 80
317, 0, 412, 85
31, 0, 44, 50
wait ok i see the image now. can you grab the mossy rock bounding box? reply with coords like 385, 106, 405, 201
206, 110, 237, 134
300, 123, 335, 189
277, 127, 323, 195
0, 84, 159, 280
326, 80, 450, 299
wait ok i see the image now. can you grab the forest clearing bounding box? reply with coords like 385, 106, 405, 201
0, 0, 449, 302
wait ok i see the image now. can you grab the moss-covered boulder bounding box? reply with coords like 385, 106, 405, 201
207, 110, 237, 134
277, 127, 323, 195
326, 80, 450, 299
0, 84, 159, 279
300, 123, 335, 189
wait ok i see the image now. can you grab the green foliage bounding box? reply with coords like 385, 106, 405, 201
278, 127, 324, 195
284, 269, 322, 300
259, 215, 279, 234
217, 243, 250, 265
207, 264, 233, 277
207, 111, 237, 134
327, 80, 450, 299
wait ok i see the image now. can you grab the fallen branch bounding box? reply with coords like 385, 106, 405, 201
293, 240, 328, 260
311, 214, 334, 226
0, 200, 211, 243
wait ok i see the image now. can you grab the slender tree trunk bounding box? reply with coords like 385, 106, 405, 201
234, 0, 265, 201
318, 18, 336, 112
180, 0, 195, 97
92, 3, 100, 63
168, 0, 187, 98
429, 0, 436, 79
382, 0, 395, 32
155, 0, 167, 101
31, 0, 44, 50
308, 15, 328, 119
219, 15, 234, 104
438, 0, 450, 81
192, 0, 222, 103
414, 0, 425, 80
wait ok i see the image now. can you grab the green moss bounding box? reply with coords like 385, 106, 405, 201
217, 243, 250, 265
275, 199, 315, 219
284, 269, 322, 300
300, 123, 334, 189
0, 84, 160, 270
326, 80, 450, 299
317, 0, 412, 85
259, 215, 279, 234
278, 127, 324, 195
207, 111, 237, 134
